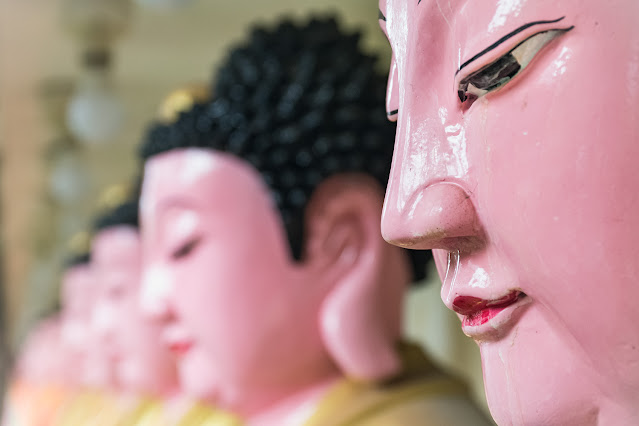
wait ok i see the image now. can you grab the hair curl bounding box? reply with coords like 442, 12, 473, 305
92, 200, 139, 232
64, 253, 91, 269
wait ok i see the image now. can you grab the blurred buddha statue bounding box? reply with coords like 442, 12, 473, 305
54, 238, 123, 426
91, 191, 242, 426
3, 316, 71, 426
90, 196, 174, 424
59, 246, 95, 388
137, 17, 489, 426
377, 0, 639, 424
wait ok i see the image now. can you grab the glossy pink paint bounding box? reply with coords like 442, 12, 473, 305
379, 0, 639, 424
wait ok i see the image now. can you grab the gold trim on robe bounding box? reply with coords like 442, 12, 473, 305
176, 402, 243, 426
116, 397, 166, 426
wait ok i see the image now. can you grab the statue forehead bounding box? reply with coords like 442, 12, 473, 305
384, 0, 627, 31
141, 149, 268, 218
144, 148, 221, 188
93, 227, 139, 256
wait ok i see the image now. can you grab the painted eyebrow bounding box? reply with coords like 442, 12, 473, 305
378, 10, 386, 21
456, 16, 566, 76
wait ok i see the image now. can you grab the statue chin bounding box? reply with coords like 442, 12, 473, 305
176, 347, 220, 404
480, 306, 600, 426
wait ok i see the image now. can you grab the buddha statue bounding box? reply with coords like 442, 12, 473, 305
377, 0, 639, 424
91, 195, 243, 426
3, 316, 70, 426
54, 246, 124, 426
91, 198, 177, 424
137, 17, 489, 426
59, 250, 98, 390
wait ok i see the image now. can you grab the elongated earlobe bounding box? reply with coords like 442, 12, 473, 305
304, 175, 409, 381
319, 257, 402, 381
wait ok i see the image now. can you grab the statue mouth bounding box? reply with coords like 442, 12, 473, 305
164, 324, 194, 356
453, 291, 530, 340
168, 340, 193, 356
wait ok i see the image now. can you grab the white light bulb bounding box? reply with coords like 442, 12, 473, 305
49, 151, 90, 204
135, 0, 196, 11
67, 87, 125, 144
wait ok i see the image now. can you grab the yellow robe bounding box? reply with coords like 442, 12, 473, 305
116, 397, 165, 426
54, 390, 123, 426
175, 402, 242, 426
303, 342, 491, 426
105, 397, 242, 426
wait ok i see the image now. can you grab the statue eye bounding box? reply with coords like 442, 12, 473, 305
458, 27, 573, 104
171, 236, 201, 260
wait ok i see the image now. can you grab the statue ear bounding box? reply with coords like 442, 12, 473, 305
303, 174, 408, 381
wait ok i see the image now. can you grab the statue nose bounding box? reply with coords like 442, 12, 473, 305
382, 182, 483, 251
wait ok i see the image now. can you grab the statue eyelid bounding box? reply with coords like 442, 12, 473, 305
456, 20, 574, 105
171, 235, 202, 260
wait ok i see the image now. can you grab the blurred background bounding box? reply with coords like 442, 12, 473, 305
0, 0, 488, 415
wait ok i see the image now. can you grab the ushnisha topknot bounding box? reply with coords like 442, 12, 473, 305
139, 16, 431, 281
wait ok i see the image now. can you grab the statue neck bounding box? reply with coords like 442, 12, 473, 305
246, 376, 341, 426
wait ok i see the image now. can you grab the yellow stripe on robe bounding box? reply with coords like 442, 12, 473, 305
177, 403, 243, 426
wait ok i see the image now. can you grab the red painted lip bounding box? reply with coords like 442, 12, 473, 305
168, 341, 193, 356
453, 291, 525, 327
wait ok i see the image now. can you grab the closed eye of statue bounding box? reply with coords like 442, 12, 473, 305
172, 236, 202, 260
458, 26, 574, 104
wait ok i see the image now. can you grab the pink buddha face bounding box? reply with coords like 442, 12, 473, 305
60, 264, 111, 387
60, 265, 94, 362
17, 317, 68, 384
139, 149, 338, 414
92, 226, 177, 395
379, 0, 639, 424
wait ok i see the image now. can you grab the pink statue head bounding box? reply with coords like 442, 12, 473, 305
138, 17, 426, 421
60, 257, 95, 386
378, 0, 639, 423
91, 202, 178, 396
15, 316, 69, 385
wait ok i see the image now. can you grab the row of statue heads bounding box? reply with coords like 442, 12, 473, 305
9, 0, 639, 424
9, 16, 489, 426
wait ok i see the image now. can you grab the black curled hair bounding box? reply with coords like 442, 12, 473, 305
92, 200, 140, 233
64, 252, 91, 269
139, 16, 431, 281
